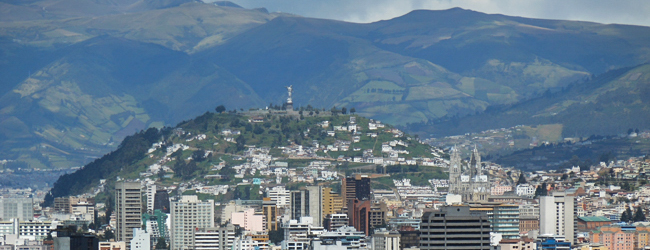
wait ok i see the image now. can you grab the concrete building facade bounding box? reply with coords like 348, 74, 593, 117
115, 181, 142, 249
170, 195, 215, 250
539, 192, 576, 244
419, 206, 491, 250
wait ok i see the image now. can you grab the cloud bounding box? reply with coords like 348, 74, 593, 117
224, 0, 650, 26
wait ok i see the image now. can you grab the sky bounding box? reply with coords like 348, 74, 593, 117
224, 0, 650, 27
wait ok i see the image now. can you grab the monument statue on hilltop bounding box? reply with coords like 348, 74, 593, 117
285, 85, 294, 111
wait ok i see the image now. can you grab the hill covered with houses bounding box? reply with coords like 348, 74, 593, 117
45, 108, 448, 205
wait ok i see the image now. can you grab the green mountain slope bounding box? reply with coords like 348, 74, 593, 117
45, 112, 437, 204
2, 4, 650, 172
0, 37, 264, 169
408, 63, 650, 138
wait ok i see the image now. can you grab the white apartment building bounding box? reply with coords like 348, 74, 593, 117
267, 186, 291, 209
171, 195, 215, 250
539, 192, 576, 244
194, 224, 236, 250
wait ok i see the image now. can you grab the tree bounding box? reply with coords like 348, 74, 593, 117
341, 107, 347, 114
215, 105, 226, 113
517, 174, 527, 185
331, 106, 338, 115
192, 150, 206, 162
634, 207, 646, 222
104, 229, 114, 240
350, 108, 356, 114
155, 237, 167, 250
622, 206, 634, 223
534, 184, 547, 197
236, 135, 246, 151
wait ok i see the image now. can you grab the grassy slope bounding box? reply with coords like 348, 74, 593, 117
409, 64, 650, 139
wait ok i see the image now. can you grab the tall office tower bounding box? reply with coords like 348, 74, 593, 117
290, 190, 308, 222
194, 224, 236, 250
0, 197, 34, 221
146, 184, 156, 214
322, 187, 343, 218
492, 204, 520, 240
290, 186, 323, 227
171, 195, 215, 250
347, 199, 387, 236
539, 192, 577, 244
154, 190, 170, 213
306, 186, 323, 227
420, 206, 491, 250
263, 198, 278, 232
115, 181, 142, 249
372, 228, 401, 250
469, 203, 520, 240
342, 175, 371, 204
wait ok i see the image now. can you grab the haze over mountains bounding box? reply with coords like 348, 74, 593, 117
1, 0, 650, 169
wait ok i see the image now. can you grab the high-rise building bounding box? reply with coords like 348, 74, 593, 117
448, 147, 490, 202
290, 190, 308, 222
153, 190, 170, 213
194, 224, 236, 250
306, 186, 323, 227
146, 184, 156, 214
399, 227, 420, 250
322, 188, 343, 219
347, 199, 387, 236
143, 210, 169, 246
170, 195, 215, 250
263, 198, 278, 232
420, 206, 491, 250
52, 225, 99, 250
470, 203, 520, 240
0, 197, 34, 221
267, 186, 291, 209
372, 228, 400, 250
324, 214, 348, 232
539, 192, 577, 244
115, 181, 142, 249
231, 208, 266, 232
290, 186, 323, 227
342, 175, 370, 203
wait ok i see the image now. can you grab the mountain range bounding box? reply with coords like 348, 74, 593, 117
1, 0, 650, 169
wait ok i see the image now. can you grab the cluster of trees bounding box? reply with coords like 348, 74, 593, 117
44, 127, 165, 206
620, 206, 646, 223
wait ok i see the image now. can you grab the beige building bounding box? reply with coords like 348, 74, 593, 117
322, 187, 343, 219
115, 181, 142, 249
100, 241, 127, 250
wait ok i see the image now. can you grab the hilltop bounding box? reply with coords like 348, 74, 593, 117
45, 110, 445, 205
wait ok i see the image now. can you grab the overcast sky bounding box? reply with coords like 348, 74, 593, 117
224, 0, 650, 26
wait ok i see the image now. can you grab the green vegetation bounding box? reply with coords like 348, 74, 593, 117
44, 111, 434, 206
